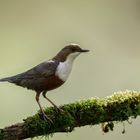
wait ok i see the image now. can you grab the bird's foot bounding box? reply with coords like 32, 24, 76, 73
39, 112, 53, 123
54, 106, 64, 114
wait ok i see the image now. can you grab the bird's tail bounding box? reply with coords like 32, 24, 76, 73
0, 77, 12, 82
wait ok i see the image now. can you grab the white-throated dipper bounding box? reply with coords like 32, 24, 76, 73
0, 44, 89, 121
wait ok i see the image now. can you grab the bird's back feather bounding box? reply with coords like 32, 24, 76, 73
0, 60, 60, 91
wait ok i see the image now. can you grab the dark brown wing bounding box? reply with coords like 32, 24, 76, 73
0, 60, 59, 91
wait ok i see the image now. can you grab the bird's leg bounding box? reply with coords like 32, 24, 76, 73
42, 91, 63, 113
36, 91, 53, 122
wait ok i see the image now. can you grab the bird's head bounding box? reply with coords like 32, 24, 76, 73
54, 44, 89, 62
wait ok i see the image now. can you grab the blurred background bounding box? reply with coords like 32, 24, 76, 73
0, 0, 140, 139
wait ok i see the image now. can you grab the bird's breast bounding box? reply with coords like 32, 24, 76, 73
43, 75, 64, 91
55, 61, 73, 82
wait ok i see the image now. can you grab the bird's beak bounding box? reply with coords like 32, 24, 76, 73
80, 49, 90, 53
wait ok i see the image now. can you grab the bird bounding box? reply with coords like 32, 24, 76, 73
0, 44, 89, 121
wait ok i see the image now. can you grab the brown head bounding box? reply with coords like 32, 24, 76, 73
53, 44, 89, 62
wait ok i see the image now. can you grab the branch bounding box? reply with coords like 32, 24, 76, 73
1, 90, 140, 140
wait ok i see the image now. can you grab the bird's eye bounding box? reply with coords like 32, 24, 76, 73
71, 48, 77, 52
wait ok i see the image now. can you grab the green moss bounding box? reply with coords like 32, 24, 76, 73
1, 90, 140, 139
23, 90, 140, 138
0, 129, 5, 140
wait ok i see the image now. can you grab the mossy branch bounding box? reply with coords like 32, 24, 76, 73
1, 90, 140, 140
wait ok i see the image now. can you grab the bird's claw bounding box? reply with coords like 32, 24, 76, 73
39, 112, 53, 123
54, 106, 64, 114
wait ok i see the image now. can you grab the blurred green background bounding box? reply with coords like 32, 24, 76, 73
0, 0, 140, 139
